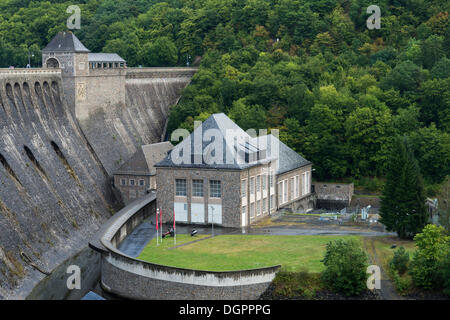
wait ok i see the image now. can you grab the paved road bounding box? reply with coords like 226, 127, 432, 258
117, 221, 156, 257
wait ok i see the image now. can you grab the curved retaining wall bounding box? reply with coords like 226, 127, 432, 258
90, 193, 281, 300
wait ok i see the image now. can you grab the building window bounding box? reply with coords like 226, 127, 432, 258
257, 200, 261, 216
270, 195, 274, 209
241, 179, 247, 198
250, 177, 255, 195
278, 182, 283, 204
250, 203, 255, 218
289, 178, 294, 201
139, 179, 145, 187
269, 170, 274, 188
175, 179, 187, 196
302, 172, 310, 195
120, 178, 126, 186
283, 180, 288, 203
262, 198, 266, 213
263, 174, 267, 191
256, 175, 261, 193
129, 179, 135, 186
242, 206, 246, 215
192, 179, 204, 197
209, 180, 221, 198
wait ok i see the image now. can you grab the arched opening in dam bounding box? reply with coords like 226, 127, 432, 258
0, 152, 23, 187
23, 145, 49, 180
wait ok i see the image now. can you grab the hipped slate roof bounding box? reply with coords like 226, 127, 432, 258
42, 31, 90, 53
115, 142, 173, 176
253, 134, 311, 175
155, 113, 311, 172
155, 113, 266, 170
89, 53, 126, 63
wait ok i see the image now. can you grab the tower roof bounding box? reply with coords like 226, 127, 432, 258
42, 31, 90, 53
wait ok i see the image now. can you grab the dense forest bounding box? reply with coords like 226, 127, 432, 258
0, 0, 449, 193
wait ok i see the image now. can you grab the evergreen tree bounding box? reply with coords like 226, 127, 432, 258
380, 136, 428, 239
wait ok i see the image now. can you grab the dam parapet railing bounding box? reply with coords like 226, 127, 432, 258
0, 68, 62, 77
89, 192, 280, 300
126, 67, 198, 79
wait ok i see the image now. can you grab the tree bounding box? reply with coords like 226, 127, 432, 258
380, 136, 428, 239
140, 37, 178, 67
409, 125, 450, 184
321, 239, 369, 296
437, 176, 450, 233
409, 224, 450, 290
381, 60, 424, 93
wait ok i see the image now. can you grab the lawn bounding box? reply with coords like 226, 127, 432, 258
137, 234, 361, 272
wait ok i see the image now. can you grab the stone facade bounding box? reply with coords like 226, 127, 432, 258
156, 167, 242, 228
156, 162, 314, 228
276, 164, 315, 212
113, 174, 153, 204
313, 182, 354, 209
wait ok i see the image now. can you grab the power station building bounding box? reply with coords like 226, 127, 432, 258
155, 113, 315, 228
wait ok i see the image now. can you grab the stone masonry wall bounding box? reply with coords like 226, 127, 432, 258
156, 167, 242, 228
0, 69, 114, 299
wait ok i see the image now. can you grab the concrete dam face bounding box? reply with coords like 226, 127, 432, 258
0, 68, 195, 299
78, 68, 196, 175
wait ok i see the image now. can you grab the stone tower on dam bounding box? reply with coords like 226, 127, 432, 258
0, 31, 197, 298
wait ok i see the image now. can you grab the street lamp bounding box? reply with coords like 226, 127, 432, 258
27, 50, 34, 68
186, 54, 191, 67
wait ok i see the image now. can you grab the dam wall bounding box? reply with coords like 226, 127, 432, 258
76, 67, 197, 175
0, 69, 116, 299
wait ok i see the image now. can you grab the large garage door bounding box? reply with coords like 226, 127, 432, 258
191, 203, 205, 223
174, 202, 188, 222
208, 204, 222, 225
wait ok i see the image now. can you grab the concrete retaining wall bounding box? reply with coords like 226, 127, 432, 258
92, 193, 280, 300
313, 182, 354, 209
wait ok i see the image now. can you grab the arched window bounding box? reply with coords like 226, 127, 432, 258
46, 58, 59, 69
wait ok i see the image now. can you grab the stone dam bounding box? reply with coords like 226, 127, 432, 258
0, 67, 196, 299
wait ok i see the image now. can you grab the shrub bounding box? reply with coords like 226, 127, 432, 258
390, 246, 409, 274
409, 224, 450, 290
272, 269, 322, 299
321, 239, 369, 296
435, 249, 450, 296
390, 269, 413, 295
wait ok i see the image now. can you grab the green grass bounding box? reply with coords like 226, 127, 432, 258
137, 234, 361, 272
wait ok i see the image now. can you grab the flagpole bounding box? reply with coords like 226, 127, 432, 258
160, 207, 163, 244
156, 208, 159, 246
173, 208, 176, 246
